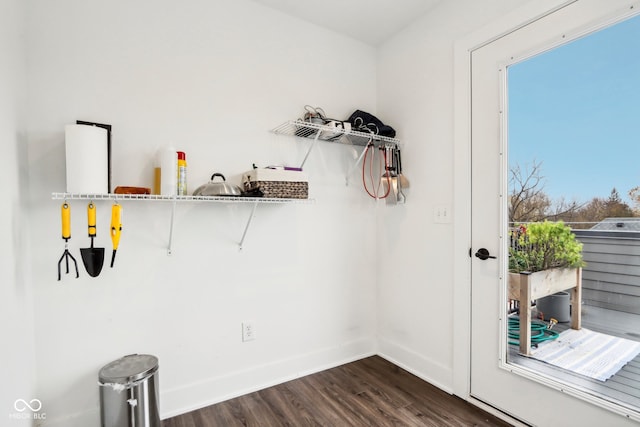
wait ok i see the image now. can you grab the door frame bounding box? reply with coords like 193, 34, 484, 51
452, 0, 640, 421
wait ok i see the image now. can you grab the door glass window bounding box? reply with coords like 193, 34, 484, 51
506, 13, 640, 412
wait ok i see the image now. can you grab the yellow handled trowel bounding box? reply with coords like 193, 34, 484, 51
80, 202, 105, 277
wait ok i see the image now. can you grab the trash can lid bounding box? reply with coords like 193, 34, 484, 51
99, 354, 158, 384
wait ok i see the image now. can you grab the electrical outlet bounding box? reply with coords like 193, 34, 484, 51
242, 322, 255, 342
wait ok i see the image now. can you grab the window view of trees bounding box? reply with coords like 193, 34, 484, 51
509, 161, 639, 227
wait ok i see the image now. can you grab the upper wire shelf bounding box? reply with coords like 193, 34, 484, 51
51, 193, 313, 204
272, 120, 400, 147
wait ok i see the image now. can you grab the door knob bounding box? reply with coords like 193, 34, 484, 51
475, 248, 496, 260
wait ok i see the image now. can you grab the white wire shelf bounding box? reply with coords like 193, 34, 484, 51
52, 192, 313, 252
272, 120, 400, 147
51, 192, 313, 204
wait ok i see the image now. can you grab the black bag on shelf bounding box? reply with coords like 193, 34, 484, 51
346, 110, 396, 138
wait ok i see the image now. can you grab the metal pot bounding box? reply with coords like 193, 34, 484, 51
193, 173, 242, 196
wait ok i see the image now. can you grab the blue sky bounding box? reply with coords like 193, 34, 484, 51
508, 13, 640, 204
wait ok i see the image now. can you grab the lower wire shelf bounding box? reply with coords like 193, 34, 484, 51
51, 192, 312, 204
51, 193, 314, 252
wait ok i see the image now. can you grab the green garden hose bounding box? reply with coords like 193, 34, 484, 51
508, 317, 560, 347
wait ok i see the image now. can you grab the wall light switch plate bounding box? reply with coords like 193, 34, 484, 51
434, 205, 451, 223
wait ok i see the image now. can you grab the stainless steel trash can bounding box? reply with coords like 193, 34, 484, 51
99, 354, 160, 427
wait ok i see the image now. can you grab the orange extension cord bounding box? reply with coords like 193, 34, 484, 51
362, 142, 391, 199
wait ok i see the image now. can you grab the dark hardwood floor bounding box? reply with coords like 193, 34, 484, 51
163, 356, 512, 427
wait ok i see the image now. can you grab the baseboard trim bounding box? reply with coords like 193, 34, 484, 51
161, 338, 376, 419
377, 336, 453, 395
44, 337, 462, 426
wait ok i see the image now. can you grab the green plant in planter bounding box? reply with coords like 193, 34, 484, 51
509, 221, 585, 273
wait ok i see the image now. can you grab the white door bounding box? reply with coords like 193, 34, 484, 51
470, 1, 640, 425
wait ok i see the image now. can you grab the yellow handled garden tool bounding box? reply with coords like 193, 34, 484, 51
110, 203, 122, 268
80, 202, 105, 277
58, 202, 79, 280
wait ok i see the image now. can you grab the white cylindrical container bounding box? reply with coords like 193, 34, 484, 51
159, 146, 177, 195
65, 124, 109, 194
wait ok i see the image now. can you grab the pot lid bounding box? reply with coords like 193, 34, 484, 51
99, 354, 158, 384
193, 173, 242, 196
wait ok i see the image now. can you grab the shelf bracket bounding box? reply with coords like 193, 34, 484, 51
345, 143, 371, 186
299, 129, 322, 169
239, 201, 259, 250
167, 197, 177, 255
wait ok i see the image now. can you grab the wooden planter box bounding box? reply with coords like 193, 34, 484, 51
508, 267, 582, 355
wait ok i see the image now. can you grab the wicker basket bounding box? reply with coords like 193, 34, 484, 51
244, 180, 308, 199
242, 168, 309, 199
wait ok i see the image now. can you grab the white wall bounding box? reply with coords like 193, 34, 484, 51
0, 0, 36, 425
26, 0, 380, 425
375, 0, 530, 391
22, 0, 630, 425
